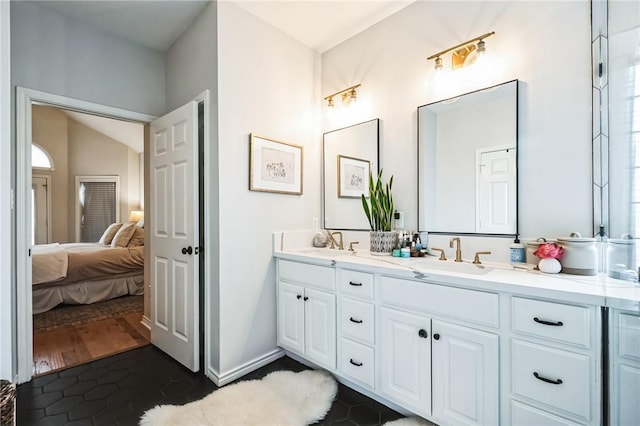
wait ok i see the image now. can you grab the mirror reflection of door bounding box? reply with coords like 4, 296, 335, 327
476, 147, 516, 234
32, 176, 49, 245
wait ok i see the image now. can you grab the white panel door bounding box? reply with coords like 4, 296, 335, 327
150, 101, 199, 371
304, 287, 336, 370
476, 147, 516, 234
432, 320, 499, 426
380, 307, 431, 417
277, 281, 305, 354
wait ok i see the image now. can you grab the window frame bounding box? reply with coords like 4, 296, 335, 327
75, 175, 120, 243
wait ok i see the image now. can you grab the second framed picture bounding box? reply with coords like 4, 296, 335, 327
338, 155, 370, 198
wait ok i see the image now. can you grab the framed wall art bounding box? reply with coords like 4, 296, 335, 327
249, 133, 303, 195
338, 155, 370, 198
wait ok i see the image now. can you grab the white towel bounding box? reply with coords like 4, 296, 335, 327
32, 243, 68, 285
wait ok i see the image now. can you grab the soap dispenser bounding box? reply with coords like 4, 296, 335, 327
510, 238, 525, 263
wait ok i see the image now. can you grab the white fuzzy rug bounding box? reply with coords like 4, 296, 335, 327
139, 369, 338, 426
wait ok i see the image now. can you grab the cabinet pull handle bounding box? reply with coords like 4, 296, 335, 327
533, 317, 564, 327
349, 281, 363, 287
433, 333, 440, 340
349, 359, 363, 367
418, 329, 428, 338
296, 295, 302, 300
533, 372, 563, 385
303, 296, 309, 301
349, 317, 363, 324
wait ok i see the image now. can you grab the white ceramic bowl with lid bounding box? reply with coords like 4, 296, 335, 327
557, 232, 598, 275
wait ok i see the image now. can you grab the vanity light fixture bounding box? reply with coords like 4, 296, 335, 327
324, 84, 361, 108
428, 31, 495, 71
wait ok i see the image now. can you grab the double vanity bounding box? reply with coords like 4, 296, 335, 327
273, 231, 640, 426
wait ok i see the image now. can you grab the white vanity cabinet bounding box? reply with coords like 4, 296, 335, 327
610, 309, 640, 426
379, 275, 500, 425
277, 260, 336, 370
509, 297, 600, 426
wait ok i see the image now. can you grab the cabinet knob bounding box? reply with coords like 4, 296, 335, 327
303, 296, 309, 301
418, 329, 428, 338
433, 333, 440, 340
296, 295, 302, 300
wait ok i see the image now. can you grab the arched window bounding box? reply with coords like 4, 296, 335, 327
32, 143, 54, 170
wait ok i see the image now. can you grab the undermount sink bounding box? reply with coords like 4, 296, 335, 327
414, 258, 494, 275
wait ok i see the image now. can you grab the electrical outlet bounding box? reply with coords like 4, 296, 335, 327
394, 211, 404, 229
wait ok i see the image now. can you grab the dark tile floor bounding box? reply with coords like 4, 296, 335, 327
17, 345, 406, 425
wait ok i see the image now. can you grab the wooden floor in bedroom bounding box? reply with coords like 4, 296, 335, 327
32, 312, 150, 376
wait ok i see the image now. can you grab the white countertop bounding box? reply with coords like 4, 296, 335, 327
274, 243, 640, 311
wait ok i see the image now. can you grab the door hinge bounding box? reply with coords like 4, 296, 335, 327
29, 248, 31, 257
598, 62, 603, 78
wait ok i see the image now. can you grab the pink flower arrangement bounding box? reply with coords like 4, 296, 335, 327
533, 242, 564, 259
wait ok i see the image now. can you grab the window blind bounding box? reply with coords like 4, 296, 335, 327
79, 181, 117, 243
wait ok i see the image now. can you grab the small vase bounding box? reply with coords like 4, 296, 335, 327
538, 258, 561, 274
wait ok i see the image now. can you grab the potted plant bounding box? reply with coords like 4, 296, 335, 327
361, 170, 398, 254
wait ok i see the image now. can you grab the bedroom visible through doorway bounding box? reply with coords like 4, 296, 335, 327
30, 104, 149, 376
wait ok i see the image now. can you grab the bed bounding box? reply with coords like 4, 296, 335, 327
31, 222, 145, 314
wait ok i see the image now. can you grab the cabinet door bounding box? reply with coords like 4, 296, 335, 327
277, 281, 305, 354
380, 307, 431, 417
305, 287, 336, 370
617, 363, 640, 425
432, 320, 499, 426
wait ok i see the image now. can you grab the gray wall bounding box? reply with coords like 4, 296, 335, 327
10, 1, 166, 117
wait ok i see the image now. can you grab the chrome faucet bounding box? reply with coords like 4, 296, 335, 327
449, 237, 463, 262
328, 231, 344, 250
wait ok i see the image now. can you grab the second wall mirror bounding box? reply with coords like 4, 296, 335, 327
323, 119, 379, 230
418, 80, 519, 236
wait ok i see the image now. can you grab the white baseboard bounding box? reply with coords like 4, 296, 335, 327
207, 348, 285, 387
141, 315, 151, 330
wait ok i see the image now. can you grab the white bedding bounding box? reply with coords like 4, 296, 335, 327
32, 243, 68, 285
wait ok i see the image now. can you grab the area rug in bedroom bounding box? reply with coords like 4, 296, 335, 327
33, 295, 144, 332
140, 369, 338, 426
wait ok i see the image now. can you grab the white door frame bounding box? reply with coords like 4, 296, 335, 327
31, 174, 52, 244
15, 87, 158, 383
16, 87, 210, 383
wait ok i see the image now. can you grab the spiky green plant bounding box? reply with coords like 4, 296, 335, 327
361, 169, 394, 231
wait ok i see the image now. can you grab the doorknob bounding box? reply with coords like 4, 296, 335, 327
181, 246, 193, 255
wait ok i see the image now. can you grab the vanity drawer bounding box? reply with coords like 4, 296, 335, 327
341, 297, 374, 345
512, 297, 590, 348
380, 276, 499, 327
512, 339, 592, 421
340, 269, 374, 300
278, 260, 335, 291
340, 338, 375, 388
511, 401, 582, 426
618, 312, 640, 361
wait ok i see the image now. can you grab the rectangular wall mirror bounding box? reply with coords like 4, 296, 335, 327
323, 119, 379, 230
418, 80, 519, 236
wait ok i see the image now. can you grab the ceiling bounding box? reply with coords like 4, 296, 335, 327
31, 0, 415, 53
29, 1, 415, 146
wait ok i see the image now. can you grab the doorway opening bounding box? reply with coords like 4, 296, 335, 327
29, 104, 149, 376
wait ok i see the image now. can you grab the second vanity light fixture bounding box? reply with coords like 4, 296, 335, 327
324, 84, 361, 108
428, 31, 495, 71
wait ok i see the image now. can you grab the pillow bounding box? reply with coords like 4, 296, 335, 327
136, 219, 144, 228
111, 222, 137, 248
127, 227, 145, 247
99, 223, 123, 245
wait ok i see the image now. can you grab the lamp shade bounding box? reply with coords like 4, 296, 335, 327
129, 210, 144, 222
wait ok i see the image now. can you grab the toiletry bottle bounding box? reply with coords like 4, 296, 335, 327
510, 238, 526, 263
